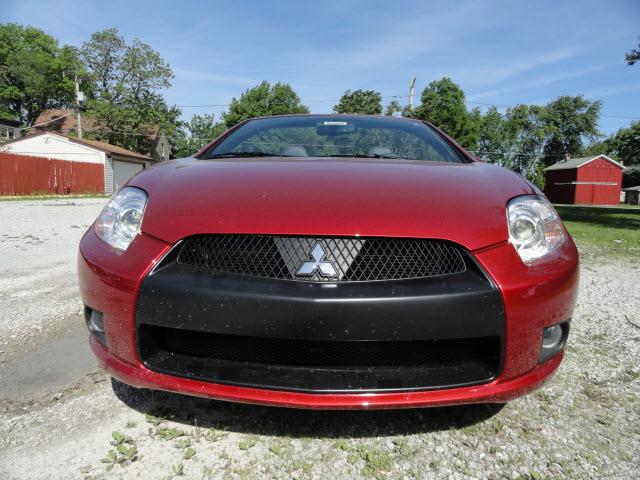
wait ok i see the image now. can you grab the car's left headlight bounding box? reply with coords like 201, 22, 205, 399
95, 187, 148, 251
507, 195, 566, 263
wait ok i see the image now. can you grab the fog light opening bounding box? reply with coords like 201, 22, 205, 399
84, 306, 106, 346
539, 322, 569, 363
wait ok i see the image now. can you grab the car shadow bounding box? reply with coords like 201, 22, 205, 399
112, 379, 504, 438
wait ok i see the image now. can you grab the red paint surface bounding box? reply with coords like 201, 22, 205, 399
131, 158, 531, 251
0, 152, 104, 195
544, 156, 623, 205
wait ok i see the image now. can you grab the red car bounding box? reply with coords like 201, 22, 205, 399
78, 114, 579, 409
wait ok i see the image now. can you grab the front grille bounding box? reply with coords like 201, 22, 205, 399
176, 235, 466, 282
139, 325, 500, 392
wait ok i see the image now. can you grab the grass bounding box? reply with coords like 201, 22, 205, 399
0, 193, 107, 201
554, 205, 640, 258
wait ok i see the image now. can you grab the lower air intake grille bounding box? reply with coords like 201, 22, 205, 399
176, 235, 466, 282
138, 325, 500, 393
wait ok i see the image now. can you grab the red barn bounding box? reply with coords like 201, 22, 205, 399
543, 155, 624, 205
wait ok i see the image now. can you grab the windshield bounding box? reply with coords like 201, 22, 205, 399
205, 115, 465, 163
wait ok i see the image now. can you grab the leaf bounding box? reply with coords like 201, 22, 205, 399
126, 446, 138, 461
175, 438, 191, 449
183, 447, 196, 460
111, 431, 124, 445
172, 463, 184, 476
101, 449, 117, 463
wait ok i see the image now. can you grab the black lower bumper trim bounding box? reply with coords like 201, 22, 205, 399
136, 254, 505, 393
139, 325, 500, 393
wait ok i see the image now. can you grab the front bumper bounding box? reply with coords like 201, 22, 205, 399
79, 228, 578, 409
91, 335, 563, 409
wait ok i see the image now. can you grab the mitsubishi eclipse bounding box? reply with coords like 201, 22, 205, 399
78, 114, 579, 409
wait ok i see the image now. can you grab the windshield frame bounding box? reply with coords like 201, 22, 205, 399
197, 114, 474, 163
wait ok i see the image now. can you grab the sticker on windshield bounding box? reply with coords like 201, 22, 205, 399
322, 121, 348, 126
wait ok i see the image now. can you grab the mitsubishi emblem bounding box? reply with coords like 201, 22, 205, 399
297, 243, 338, 278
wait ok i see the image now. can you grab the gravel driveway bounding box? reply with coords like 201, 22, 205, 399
1, 199, 639, 479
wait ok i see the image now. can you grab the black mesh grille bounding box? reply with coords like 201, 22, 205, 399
176, 235, 466, 282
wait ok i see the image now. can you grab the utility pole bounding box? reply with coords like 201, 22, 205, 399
75, 76, 85, 139
408, 77, 416, 111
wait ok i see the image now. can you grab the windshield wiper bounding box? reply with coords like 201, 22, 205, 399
330, 153, 400, 159
208, 152, 282, 158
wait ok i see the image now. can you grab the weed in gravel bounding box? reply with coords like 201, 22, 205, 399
286, 458, 313, 477
154, 426, 187, 441
183, 447, 196, 460
617, 367, 640, 383
581, 383, 611, 404
238, 436, 259, 450
100, 431, 139, 471
268, 438, 292, 456
145, 413, 166, 426
596, 413, 613, 426
535, 390, 553, 403
205, 427, 229, 442
125, 420, 136, 428
319, 449, 336, 462
355, 444, 394, 478
454, 458, 471, 476
172, 463, 184, 476
391, 438, 419, 458
333, 439, 350, 451
228, 464, 258, 480
201, 465, 215, 479
175, 437, 191, 449
582, 448, 602, 468
110, 430, 133, 446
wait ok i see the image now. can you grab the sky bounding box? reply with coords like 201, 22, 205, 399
5, 0, 640, 135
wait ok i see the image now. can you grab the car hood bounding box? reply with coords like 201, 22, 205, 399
130, 157, 533, 251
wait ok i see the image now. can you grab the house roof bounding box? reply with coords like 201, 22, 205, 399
2, 131, 150, 161
623, 186, 640, 192
31, 109, 97, 134
67, 136, 150, 160
545, 155, 625, 171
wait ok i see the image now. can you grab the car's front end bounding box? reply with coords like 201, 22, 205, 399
79, 114, 579, 409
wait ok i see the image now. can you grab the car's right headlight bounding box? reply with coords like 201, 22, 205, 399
95, 187, 147, 251
507, 195, 566, 264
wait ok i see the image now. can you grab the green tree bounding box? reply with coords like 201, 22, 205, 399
172, 113, 226, 158
0, 23, 84, 125
476, 104, 546, 185
503, 104, 547, 185
540, 95, 601, 166
476, 106, 505, 163
80, 28, 180, 154
333, 89, 382, 115
626, 37, 640, 65
414, 77, 478, 149
384, 100, 402, 116
222, 81, 308, 128
605, 121, 640, 166
583, 139, 612, 157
